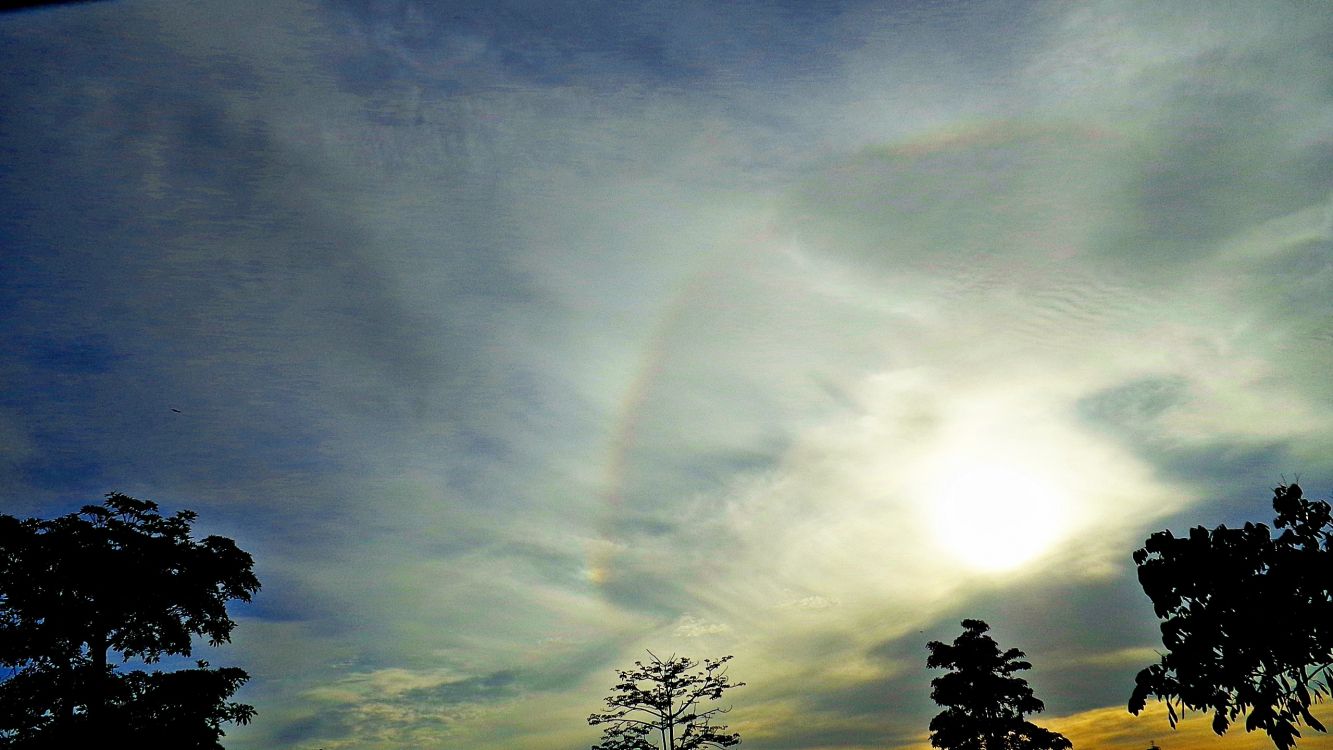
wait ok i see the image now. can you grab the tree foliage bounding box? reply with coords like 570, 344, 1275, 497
0, 493, 260, 748
1129, 482, 1333, 750
588, 652, 744, 750
927, 619, 1072, 750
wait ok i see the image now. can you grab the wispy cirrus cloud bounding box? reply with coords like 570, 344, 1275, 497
2, 2, 1331, 750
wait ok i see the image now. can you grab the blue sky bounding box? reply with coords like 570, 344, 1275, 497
2, 2, 1332, 749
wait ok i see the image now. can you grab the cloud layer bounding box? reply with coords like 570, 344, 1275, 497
2, 1, 1332, 748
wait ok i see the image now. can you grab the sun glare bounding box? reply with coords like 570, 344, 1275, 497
924, 461, 1069, 572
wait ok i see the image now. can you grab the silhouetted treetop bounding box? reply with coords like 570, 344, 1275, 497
927, 619, 1072, 750
0, 492, 260, 748
588, 651, 744, 750
1130, 482, 1333, 750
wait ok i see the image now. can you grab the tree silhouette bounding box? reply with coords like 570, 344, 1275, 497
1129, 482, 1333, 750
588, 652, 744, 750
927, 619, 1072, 750
0, 493, 260, 748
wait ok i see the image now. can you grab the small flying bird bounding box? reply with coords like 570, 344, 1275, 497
170, 408, 182, 414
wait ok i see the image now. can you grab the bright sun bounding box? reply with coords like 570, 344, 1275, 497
923, 461, 1069, 572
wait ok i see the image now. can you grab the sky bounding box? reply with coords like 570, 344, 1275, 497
2, 1, 1332, 749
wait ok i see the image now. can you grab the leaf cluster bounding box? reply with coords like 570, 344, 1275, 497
588, 652, 744, 750
927, 620, 1071, 750
0, 493, 260, 746
0, 660, 254, 749
1129, 483, 1333, 750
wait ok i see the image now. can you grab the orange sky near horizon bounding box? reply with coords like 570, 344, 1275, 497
896, 702, 1333, 750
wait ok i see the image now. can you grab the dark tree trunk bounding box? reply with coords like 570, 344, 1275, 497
59, 657, 75, 726
87, 631, 107, 733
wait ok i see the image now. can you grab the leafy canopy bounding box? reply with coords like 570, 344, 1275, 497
1130, 483, 1333, 750
588, 652, 744, 750
927, 619, 1072, 750
0, 493, 260, 748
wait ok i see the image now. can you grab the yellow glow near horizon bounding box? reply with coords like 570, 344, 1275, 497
924, 459, 1070, 572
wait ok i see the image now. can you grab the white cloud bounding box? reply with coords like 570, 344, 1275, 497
673, 614, 732, 638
